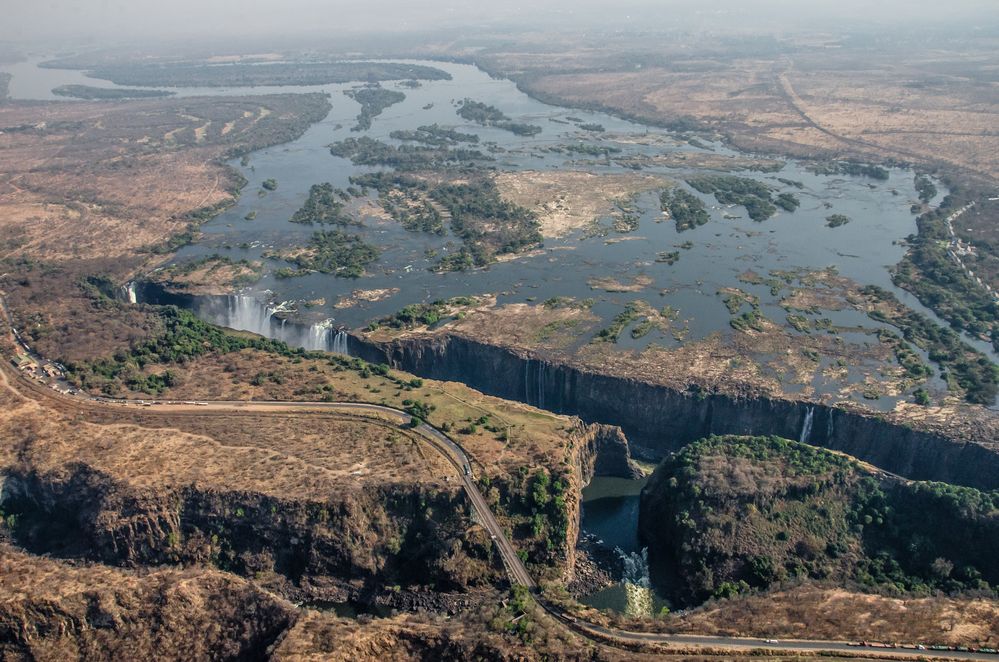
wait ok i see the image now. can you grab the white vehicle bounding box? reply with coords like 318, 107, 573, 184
764, 639, 780, 645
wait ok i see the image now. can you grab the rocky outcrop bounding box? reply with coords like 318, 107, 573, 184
0, 545, 294, 662
574, 423, 643, 484
0, 464, 502, 603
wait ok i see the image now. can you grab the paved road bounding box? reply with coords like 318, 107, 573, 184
2, 303, 996, 659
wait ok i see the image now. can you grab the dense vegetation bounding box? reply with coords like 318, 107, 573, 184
807, 161, 890, 180
288, 183, 356, 226
389, 124, 479, 146
686, 175, 784, 222
892, 187, 999, 353
370, 296, 479, 330
456, 99, 542, 136
660, 188, 710, 231
428, 179, 542, 269
914, 174, 938, 204
276, 230, 379, 278
641, 435, 999, 605
63, 306, 310, 394
344, 86, 405, 131
481, 467, 572, 568
862, 285, 997, 404
51, 84, 174, 100
349, 172, 541, 268
330, 136, 492, 170
84, 61, 452, 87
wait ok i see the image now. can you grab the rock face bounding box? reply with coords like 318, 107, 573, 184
0, 464, 501, 601
132, 285, 999, 489
0, 546, 294, 661
356, 333, 999, 490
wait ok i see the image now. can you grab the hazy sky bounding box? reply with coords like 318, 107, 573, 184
4, 0, 997, 43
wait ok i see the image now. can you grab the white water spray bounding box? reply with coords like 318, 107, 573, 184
306, 319, 332, 352
124, 282, 137, 304
799, 406, 815, 443
617, 547, 654, 618
331, 329, 350, 356
826, 410, 834, 441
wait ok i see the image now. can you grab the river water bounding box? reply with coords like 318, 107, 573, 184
8, 56, 981, 404
7, 53, 997, 614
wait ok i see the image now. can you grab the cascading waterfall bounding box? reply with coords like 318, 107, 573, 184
331, 329, 350, 356
800, 406, 815, 443
826, 409, 834, 442
617, 547, 654, 618
123, 282, 137, 304
524, 358, 532, 406
306, 320, 332, 352
537, 360, 545, 410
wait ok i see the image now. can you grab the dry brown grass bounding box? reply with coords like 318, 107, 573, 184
0, 94, 329, 269
494, 170, 671, 239
488, 43, 999, 186
0, 381, 453, 497
672, 586, 999, 649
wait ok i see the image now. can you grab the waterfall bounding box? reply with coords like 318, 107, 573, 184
123, 282, 137, 304
306, 320, 332, 352
524, 358, 532, 406
617, 548, 654, 618
826, 410, 834, 442
799, 406, 815, 443
331, 329, 350, 356
537, 360, 545, 410
225, 294, 275, 337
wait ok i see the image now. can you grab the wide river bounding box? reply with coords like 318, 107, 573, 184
7, 53, 998, 614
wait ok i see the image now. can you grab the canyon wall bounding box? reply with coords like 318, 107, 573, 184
360, 334, 999, 491
129, 286, 999, 490
0, 464, 502, 603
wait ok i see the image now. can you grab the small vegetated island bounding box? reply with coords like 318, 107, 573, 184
330, 135, 492, 170
272, 230, 379, 279
344, 86, 406, 131
456, 98, 542, 136
288, 182, 356, 226
641, 435, 999, 606
686, 175, 799, 222
350, 171, 542, 271
77, 61, 452, 87
826, 213, 850, 228
52, 84, 175, 100
389, 123, 480, 147
807, 160, 891, 180
660, 186, 710, 231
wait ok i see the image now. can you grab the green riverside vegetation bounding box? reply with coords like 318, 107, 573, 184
330, 136, 493, 170
276, 230, 379, 278
344, 86, 406, 131
686, 175, 786, 222
456, 98, 542, 136
892, 184, 999, 353
660, 188, 710, 231
289, 182, 356, 226
642, 435, 999, 605
862, 285, 998, 404
51, 84, 174, 100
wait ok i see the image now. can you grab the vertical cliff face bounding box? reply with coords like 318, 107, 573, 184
359, 333, 999, 491
0, 465, 502, 598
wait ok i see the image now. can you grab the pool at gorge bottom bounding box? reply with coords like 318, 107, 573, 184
578, 476, 669, 616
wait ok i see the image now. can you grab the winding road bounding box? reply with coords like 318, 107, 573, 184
1, 295, 996, 659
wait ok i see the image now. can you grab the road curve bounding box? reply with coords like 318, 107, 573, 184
2, 304, 997, 659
